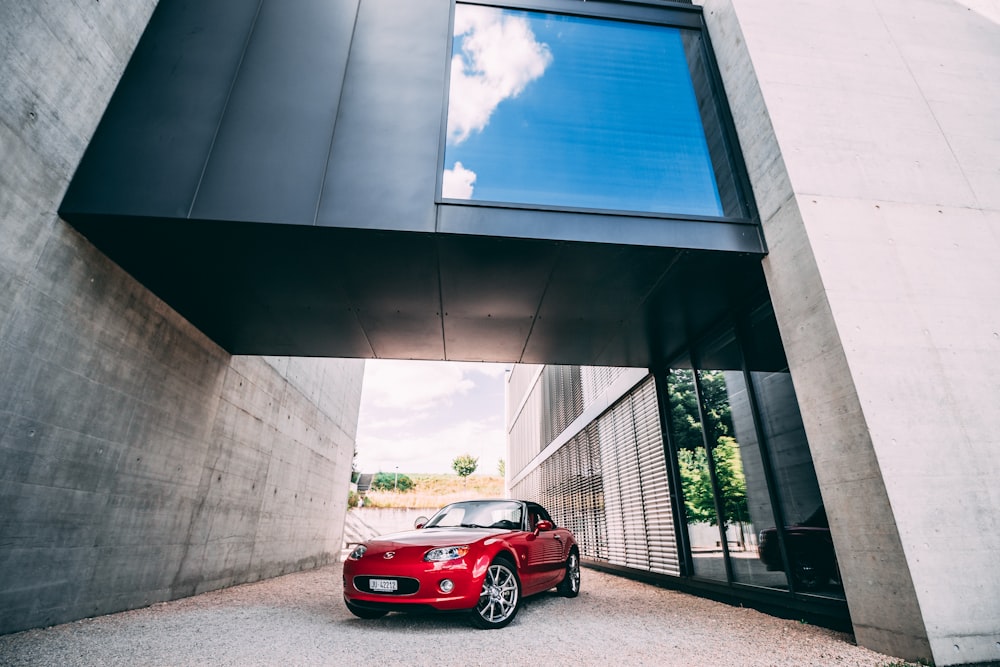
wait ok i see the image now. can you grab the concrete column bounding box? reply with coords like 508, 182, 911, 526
699, 1, 1000, 664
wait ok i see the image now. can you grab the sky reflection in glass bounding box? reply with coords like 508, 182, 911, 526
443, 4, 723, 217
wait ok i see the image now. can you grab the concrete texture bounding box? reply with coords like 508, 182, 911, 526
700, 0, 1000, 664
0, 2, 365, 635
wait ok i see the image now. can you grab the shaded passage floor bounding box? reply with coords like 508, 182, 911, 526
0, 563, 905, 666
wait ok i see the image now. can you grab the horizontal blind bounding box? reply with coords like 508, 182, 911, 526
633, 378, 680, 575
508, 368, 678, 577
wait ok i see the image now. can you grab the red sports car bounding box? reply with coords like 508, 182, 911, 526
343, 499, 580, 628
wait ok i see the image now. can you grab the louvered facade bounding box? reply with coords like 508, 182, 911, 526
508, 368, 680, 576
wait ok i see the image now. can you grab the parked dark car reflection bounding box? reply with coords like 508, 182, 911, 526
757, 506, 841, 591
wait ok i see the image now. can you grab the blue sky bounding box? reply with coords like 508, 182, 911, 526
354, 360, 510, 476
443, 5, 722, 216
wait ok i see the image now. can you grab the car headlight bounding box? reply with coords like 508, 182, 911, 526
424, 545, 470, 562
348, 544, 367, 560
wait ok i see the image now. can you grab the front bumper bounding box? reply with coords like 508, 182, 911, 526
343, 554, 489, 612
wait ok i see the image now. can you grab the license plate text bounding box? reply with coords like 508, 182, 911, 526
370, 578, 397, 592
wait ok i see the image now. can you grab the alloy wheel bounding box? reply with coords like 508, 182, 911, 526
472, 561, 520, 628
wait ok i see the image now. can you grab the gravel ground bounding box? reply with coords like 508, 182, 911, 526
0, 563, 909, 667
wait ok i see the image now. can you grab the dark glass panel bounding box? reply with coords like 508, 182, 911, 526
715, 370, 788, 589
751, 370, 845, 598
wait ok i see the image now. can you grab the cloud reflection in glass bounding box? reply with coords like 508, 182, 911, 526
442, 4, 725, 218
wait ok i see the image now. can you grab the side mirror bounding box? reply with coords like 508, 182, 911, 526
534, 519, 554, 534
414, 516, 429, 529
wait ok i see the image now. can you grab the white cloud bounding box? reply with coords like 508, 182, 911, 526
447, 5, 552, 144
361, 360, 474, 412
442, 161, 477, 199
354, 360, 509, 474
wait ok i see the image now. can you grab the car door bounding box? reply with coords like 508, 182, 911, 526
519, 504, 565, 594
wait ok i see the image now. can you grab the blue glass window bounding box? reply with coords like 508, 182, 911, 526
442, 4, 741, 218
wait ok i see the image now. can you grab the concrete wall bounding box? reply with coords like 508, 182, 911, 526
0, 2, 365, 634
700, 0, 1000, 664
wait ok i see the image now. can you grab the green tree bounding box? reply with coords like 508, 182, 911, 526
667, 369, 704, 452
677, 446, 715, 523
497, 458, 506, 477
669, 369, 749, 528
452, 453, 478, 484
711, 436, 749, 526
371, 471, 414, 492
698, 371, 734, 441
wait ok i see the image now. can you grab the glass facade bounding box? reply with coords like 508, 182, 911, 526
751, 369, 842, 596
506, 306, 845, 621
662, 317, 843, 599
666, 364, 789, 588
442, 3, 747, 219
720, 370, 787, 589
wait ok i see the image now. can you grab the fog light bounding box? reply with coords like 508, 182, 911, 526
439, 579, 455, 594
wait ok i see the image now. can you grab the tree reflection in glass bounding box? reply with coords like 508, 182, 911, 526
669, 368, 791, 588
668, 369, 723, 580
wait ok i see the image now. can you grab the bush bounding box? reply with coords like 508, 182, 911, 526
371, 471, 415, 492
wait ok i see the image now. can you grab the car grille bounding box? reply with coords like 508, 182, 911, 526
353, 576, 420, 595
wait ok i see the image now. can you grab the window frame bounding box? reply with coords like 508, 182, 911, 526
436, 0, 758, 227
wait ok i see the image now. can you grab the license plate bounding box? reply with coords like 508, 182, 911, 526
369, 578, 397, 592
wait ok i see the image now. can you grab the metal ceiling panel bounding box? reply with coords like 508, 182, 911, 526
437, 235, 558, 319
61, 0, 260, 218
190, 0, 359, 225
442, 316, 535, 362
317, 0, 449, 233
352, 310, 444, 360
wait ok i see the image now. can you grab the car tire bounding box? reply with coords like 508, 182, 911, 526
345, 600, 388, 619
791, 555, 827, 592
556, 549, 581, 598
470, 556, 521, 629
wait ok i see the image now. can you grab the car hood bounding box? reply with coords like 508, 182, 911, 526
366, 527, 507, 550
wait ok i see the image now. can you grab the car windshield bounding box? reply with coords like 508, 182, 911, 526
424, 500, 523, 530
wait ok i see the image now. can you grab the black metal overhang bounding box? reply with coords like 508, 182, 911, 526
59, 209, 768, 368
58, 0, 769, 368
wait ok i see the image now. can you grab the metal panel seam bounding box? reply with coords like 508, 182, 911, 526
312, 0, 363, 226
186, 0, 266, 219
517, 244, 564, 364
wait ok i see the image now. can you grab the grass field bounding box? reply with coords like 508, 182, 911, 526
359, 473, 505, 509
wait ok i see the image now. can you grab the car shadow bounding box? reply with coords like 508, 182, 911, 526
334, 590, 573, 633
